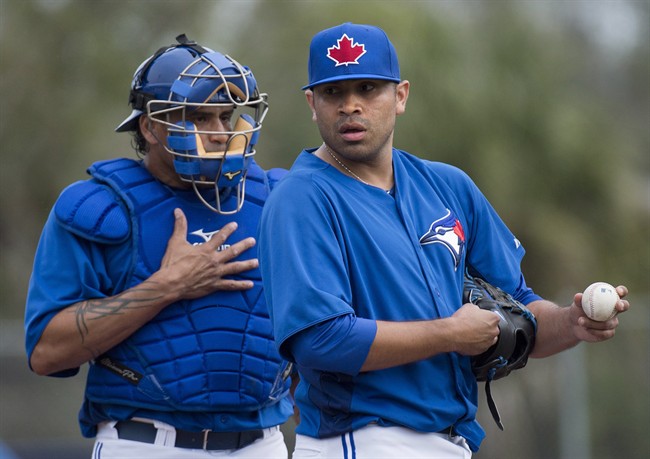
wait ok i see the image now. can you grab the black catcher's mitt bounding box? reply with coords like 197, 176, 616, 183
462, 274, 537, 429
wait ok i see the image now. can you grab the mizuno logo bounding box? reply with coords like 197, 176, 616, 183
190, 228, 230, 251
419, 209, 465, 271
191, 228, 220, 242
224, 170, 241, 181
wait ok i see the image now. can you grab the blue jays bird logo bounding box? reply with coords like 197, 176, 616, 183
419, 209, 465, 270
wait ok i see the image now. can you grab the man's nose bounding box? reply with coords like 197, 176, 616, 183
205, 120, 231, 145
338, 92, 362, 115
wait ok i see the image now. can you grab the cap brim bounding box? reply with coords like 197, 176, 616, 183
302, 74, 401, 91
115, 109, 143, 132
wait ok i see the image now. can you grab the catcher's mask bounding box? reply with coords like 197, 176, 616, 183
116, 34, 268, 214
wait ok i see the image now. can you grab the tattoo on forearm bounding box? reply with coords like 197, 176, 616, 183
72, 283, 165, 344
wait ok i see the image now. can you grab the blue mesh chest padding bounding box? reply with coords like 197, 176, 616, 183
70, 158, 288, 412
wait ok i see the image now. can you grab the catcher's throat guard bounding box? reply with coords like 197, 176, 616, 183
463, 274, 537, 430
166, 113, 260, 213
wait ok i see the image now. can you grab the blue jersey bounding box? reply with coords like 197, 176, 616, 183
258, 148, 539, 452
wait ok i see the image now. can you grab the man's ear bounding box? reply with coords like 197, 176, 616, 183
139, 115, 160, 145
305, 90, 317, 122
395, 80, 410, 116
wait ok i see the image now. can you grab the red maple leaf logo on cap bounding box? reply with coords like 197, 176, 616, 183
327, 34, 366, 66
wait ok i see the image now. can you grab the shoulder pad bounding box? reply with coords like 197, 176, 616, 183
245, 161, 288, 189
54, 180, 130, 244
243, 164, 289, 206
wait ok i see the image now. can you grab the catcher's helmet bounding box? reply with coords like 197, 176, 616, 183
116, 34, 268, 214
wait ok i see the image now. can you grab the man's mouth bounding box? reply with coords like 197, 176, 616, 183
339, 123, 366, 142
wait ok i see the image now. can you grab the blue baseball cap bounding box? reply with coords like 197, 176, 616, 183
302, 23, 400, 90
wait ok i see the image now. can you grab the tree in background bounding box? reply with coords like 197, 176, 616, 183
1, 1, 648, 458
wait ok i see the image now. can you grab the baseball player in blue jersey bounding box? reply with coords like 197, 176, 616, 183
24, 35, 293, 458
258, 23, 630, 458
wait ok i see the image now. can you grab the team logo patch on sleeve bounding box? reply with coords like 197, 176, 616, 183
419, 209, 465, 270
327, 34, 367, 66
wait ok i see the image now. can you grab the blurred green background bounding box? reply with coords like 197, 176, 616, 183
1, 1, 648, 458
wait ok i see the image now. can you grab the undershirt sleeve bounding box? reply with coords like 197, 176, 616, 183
285, 314, 377, 376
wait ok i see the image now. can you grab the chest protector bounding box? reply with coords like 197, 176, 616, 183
65, 158, 288, 412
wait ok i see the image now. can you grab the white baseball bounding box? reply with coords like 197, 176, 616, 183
581, 282, 619, 321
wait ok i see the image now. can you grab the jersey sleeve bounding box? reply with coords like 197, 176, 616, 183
24, 208, 117, 376
513, 273, 543, 305
259, 173, 356, 356
287, 314, 377, 375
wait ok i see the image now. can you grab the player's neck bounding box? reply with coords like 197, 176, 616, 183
320, 143, 394, 192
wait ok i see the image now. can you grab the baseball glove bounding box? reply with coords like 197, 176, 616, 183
462, 274, 537, 429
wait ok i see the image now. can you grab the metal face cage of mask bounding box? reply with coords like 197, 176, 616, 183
126, 35, 268, 214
